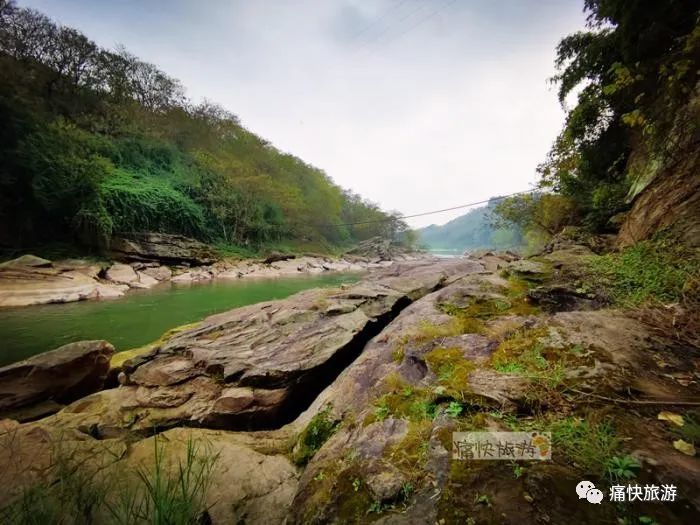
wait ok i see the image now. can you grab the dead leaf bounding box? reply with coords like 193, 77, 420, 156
658, 411, 684, 427
673, 439, 696, 456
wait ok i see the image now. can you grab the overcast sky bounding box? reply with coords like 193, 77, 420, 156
20, 0, 586, 228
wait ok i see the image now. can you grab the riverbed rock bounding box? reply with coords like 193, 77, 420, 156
0, 340, 114, 415
0, 265, 102, 307
110, 232, 217, 265
345, 236, 408, 261
0, 254, 52, 269
94, 282, 130, 299
527, 283, 605, 312
171, 267, 213, 283
284, 261, 700, 524
141, 265, 172, 281
3, 248, 700, 524
203, 386, 290, 427
365, 460, 407, 501
53, 259, 103, 279
506, 259, 550, 281
39, 259, 482, 435
132, 271, 160, 289
105, 263, 139, 285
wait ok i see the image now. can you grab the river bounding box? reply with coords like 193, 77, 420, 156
0, 273, 360, 367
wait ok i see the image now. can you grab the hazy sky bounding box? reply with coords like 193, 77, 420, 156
20, 0, 586, 227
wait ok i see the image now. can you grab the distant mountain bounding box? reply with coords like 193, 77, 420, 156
417, 202, 522, 252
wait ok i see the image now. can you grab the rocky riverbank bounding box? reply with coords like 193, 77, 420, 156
0, 240, 698, 524
0, 252, 428, 308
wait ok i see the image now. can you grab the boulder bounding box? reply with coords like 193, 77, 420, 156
132, 271, 160, 289
141, 265, 172, 281
543, 226, 615, 255
53, 259, 102, 278
0, 340, 114, 414
0, 266, 102, 307
94, 282, 130, 299
104, 263, 139, 285
506, 259, 550, 281
345, 236, 419, 261
263, 252, 296, 264
171, 268, 213, 283
110, 232, 216, 265
0, 423, 297, 524
122, 428, 299, 524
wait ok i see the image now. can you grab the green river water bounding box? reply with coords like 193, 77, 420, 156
0, 273, 360, 367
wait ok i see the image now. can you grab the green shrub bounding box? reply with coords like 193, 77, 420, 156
17, 119, 115, 241
101, 169, 208, 237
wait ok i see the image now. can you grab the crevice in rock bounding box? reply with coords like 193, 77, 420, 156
205, 296, 416, 431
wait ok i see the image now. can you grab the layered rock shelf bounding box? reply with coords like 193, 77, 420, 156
1, 245, 698, 524
0, 249, 430, 308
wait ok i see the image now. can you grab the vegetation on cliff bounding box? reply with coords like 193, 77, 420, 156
495, 0, 699, 238
0, 1, 408, 255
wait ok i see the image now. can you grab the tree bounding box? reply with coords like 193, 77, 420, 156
492, 193, 577, 237
540, 0, 700, 231
0, 2, 401, 251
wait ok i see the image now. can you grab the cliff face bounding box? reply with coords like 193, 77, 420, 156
618, 148, 700, 247
618, 88, 700, 247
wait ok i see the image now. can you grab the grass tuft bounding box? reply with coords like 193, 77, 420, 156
2, 434, 219, 525
588, 233, 699, 305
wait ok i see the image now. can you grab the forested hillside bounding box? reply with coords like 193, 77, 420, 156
417, 200, 522, 252
0, 1, 406, 255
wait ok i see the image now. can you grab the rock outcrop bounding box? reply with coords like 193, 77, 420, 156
109, 232, 217, 265
0, 340, 114, 418
618, 91, 700, 248
0, 250, 429, 307
2, 247, 699, 524
0, 256, 127, 307
618, 152, 700, 247
104, 263, 160, 289
54, 259, 483, 435
284, 249, 700, 524
345, 236, 415, 261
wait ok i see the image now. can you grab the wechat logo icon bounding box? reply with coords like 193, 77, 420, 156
576, 480, 603, 504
